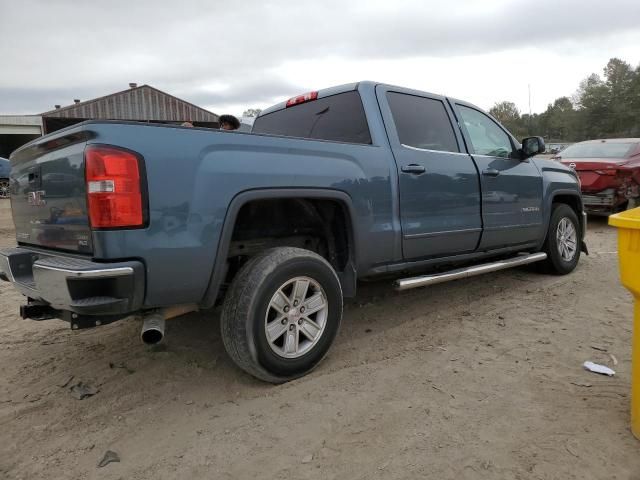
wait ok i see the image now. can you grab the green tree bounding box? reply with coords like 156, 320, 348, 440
574, 73, 611, 139
603, 58, 635, 135
242, 108, 262, 117
490, 57, 640, 142
630, 65, 640, 136
489, 101, 524, 137
538, 97, 576, 141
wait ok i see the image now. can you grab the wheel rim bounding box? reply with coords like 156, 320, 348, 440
0, 180, 9, 198
264, 276, 328, 359
556, 217, 577, 262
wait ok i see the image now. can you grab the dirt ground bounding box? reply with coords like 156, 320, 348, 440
0, 200, 638, 480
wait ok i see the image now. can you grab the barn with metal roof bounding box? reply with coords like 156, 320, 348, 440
0, 83, 219, 157
41, 83, 219, 133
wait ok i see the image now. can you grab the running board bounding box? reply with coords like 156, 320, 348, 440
394, 252, 548, 291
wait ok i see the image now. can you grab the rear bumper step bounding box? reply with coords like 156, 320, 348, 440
0, 247, 144, 316
394, 252, 547, 291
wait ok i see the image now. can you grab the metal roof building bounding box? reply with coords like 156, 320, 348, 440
0, 83, 219, 157
41, 83, 219, 133
0, 116, 44, 158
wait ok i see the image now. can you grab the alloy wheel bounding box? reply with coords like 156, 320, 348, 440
556, 217, 577, 262
264, 276, 329, 359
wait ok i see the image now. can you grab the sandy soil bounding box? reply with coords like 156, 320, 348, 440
0, 199, 638, 480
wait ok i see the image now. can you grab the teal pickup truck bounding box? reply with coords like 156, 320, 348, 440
0, 81, 586, 382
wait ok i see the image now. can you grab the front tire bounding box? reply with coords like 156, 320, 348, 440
542, 203, 581, 275
220, 247, 343, 383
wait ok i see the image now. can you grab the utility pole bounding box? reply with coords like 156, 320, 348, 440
528, 84, 532, 135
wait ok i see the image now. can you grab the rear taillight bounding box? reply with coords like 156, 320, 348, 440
285, 91, 318, 108
85, 145, 145, 228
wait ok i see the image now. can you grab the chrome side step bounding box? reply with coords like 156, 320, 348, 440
394, 252, 547, 291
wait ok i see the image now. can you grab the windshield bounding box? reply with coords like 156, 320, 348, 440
560, 142, 635, 159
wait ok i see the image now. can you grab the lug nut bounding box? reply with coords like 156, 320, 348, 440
299, 306, 305, 313
293, 300, 299, 307
298, 319, 303, 325
289, 325, 295, 331
284, 306, 290, 313
281, 318, 287, 325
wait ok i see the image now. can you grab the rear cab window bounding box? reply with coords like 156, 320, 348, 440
252, 91, 372, 144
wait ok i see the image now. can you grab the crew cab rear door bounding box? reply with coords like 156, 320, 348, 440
450, 101, 544, 249
376, 85, 482, 260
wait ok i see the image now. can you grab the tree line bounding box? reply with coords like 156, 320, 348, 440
489, 58, 640, 142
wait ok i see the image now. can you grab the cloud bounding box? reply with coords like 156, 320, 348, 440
0, 86, 112, 114
1, 0, 639, 114
186, 75, 302, 108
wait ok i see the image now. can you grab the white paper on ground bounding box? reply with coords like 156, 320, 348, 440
583, 361, 615, 376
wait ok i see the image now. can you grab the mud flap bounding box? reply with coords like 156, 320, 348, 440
581, 241, 589, 255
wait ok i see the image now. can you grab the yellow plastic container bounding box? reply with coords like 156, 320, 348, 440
609, 207, 640, 440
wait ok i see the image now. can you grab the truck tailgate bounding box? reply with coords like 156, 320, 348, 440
10, 128, 92, 253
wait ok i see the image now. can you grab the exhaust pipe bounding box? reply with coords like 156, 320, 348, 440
141, 313, 165, 345
140, 304, 198, 345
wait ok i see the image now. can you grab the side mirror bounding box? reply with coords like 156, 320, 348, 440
521, 136, 545, 158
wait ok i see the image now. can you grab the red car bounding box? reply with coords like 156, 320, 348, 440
554, 138, 640, 215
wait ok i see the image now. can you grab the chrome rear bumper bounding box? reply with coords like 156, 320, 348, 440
0, 247, 144, 315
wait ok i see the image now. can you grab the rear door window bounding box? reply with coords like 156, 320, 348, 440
252, 91, 372, 144
386, 92, 459, 153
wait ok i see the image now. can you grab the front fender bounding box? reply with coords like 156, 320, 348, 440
536, 159, 585, 246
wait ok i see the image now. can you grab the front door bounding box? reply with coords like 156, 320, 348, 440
377, 86, 482, 260
452, 103, 544, 249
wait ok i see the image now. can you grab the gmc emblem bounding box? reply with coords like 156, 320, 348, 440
27, 190, 46, 206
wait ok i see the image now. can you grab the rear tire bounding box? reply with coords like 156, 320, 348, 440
220, 247, 343, 383
542, 203, 581, 275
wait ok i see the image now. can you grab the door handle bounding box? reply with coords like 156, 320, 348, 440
482, 168, 500, 177
401, 164, 426, 175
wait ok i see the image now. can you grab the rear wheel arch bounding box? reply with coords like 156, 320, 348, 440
200, 189, 358, 309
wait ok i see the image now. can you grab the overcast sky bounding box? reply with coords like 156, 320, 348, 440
1, 0, 639, 117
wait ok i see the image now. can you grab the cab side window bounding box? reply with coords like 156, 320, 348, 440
387, 92, 459, 153
457, 105, 513, 158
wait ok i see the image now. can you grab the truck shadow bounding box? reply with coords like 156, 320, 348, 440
157, 263, 560, 383
4, 259, 574, 417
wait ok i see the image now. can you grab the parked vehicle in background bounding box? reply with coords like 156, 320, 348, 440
0, 157, 10, 198
0, 81, 586, 383
553, 139, 640, 215
547, 143, 572, 155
